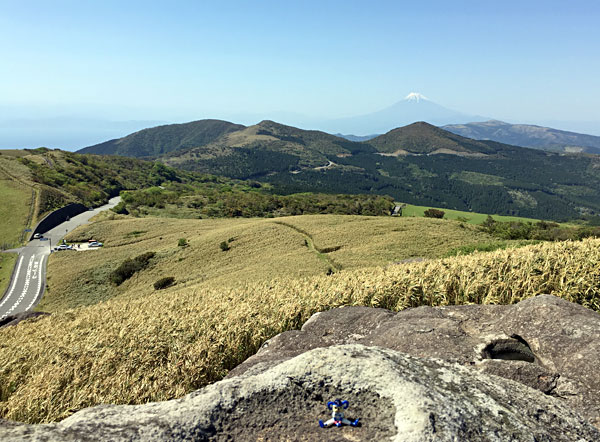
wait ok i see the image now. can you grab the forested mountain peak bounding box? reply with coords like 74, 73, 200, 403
78, 119, 245, 158
369, 121, 498, 155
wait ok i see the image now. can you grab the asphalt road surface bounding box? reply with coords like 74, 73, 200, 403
0, 196, 120, 320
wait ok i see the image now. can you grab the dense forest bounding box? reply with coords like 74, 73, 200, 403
115, 180, 395, 218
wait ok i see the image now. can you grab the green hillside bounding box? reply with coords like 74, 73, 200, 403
169, 123, 600, 221
78, 119, 245, 158
77, 120, 600, 221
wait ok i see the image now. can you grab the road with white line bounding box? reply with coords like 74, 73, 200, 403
0, 196, 120, 320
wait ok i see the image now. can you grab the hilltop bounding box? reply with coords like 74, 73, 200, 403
162, 119, 360, 173
368, 121, 497, 155
443, 120, 600, 154
79, 119, 245, 158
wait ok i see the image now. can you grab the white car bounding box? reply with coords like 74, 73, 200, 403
54, 245, 73, 251
88, 241, 103, 247
33, 233, 42, 239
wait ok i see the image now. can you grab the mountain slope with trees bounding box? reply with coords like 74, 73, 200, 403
78, 119, 245, 158
81, 120, 600, 221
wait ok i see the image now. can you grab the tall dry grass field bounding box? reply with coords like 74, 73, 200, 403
275, 215, 494, 269
1, 214, 599, 424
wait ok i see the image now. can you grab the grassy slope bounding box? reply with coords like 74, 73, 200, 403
0, 254, 18, 297
0, 175, 32, 249
274, 215, 494, 269
38, 214, 493, 312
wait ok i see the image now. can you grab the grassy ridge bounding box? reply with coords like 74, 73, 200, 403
1, 215, 599, 423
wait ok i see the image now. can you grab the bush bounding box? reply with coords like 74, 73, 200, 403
424, 208, 445, 219
110, 252, 155, 285
220, 241, 230, 252
178, 238, 188, 247
154, 276, 175, 290
111, 201, 129, 215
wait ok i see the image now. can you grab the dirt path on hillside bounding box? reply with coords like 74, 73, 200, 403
271, 221, 342, 274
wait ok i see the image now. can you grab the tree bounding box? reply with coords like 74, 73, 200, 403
424, 208, 445, 219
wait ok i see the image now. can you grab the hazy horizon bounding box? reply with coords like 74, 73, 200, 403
1, 1, 599, 148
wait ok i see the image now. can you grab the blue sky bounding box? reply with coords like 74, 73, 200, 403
0, 0, 599, 140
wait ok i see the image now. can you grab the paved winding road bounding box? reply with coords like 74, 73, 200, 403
0, 197, 120, 320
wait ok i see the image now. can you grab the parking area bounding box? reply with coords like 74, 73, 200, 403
51, 242, 104, 252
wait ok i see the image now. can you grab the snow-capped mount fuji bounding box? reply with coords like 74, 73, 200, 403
404, 92, 428, 102
319, 93, 486, 136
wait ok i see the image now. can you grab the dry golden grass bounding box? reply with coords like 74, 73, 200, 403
276, 215, 493, 269
2, 215, 599, 424
40, 217, 327, 311
39, 215, 494, 311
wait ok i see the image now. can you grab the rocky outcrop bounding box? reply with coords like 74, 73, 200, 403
232, 295, 600, 427
1, 295, 599, 441
1, 344, 599, 441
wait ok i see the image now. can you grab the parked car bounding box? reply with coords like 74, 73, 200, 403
54, 245, 74, 251
33, 233, 42, 239
88, 241, 103, 247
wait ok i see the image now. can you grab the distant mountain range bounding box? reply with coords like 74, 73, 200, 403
443, 120, 600, 154
316, 93, 486, 135
79, 119, 600, 221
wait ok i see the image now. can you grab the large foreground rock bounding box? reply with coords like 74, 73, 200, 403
1, 344, 599, 441
233, 294, 600, 426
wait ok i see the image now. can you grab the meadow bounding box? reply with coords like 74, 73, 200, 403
2, 212, 600, 424
401, 203, 547, 224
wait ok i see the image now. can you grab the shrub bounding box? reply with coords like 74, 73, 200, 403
178, 238, 188, 247
111, 201, 129, 215
154, 276, 175, 290
220, 241, 230, 251
424, 208, 445, 219
110, 252, 155, 285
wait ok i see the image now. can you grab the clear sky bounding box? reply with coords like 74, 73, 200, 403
1, 0, 599, 133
